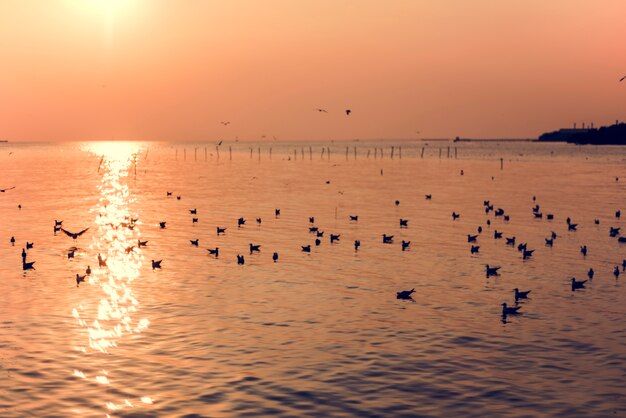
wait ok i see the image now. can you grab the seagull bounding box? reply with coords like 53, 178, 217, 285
350, 215, 358, 221
468, 234, 478, 243
192, 218, 198, 223
316, 231, 324, 237
61, 228, 89, 240
568, 223, 578, 231
330, 234, 340, 243
238, 217, 246, 227
54, 220, 63, 226
452, 212, 460, 220
151, 259, 162, 270
396, 288, 415, 300
76, 274, 86, 287
501, 303, 521, 316
301, 245, 311, 252
580, 245, 587, 256
207, 247, 219, 257
470, 245, 480, 254
309, 217, 315, 223
138, 240, 148, 247
249, 243, 261, 253
275, 209, 281, 217
514, 288, 531, 301
588, 268, 594, 279
309, 227, 319, 233
594, 219, 600, 225
314, 108, 328, 113
272, 252, 278, 262
189, 209, 197, 214
486, 264, 500, 277
382, 234, 394, 244
345, 109, 351, 116
166, 191, 172, 196
256, 218, 262, 224
400, 219, 408, 228
0, 186, 16, 192
495, 208, 504, 217
545, 238, 554, 246
506, 237, 516, 246
190, 239, 199, 247
22, 261, 35, 270
237, 254, 245, 265
98, 253, 107, 267
571, 278, 586, 290
494, 231, 503, 239
620, 75, 626, 82
546, 214, 554, 220
26, 242, 34, 249
354, 240, 361, 251
425, 194, 432, 200
517, 243, 527, 252
315, 239, 321, 246
610, 227, 621, 237
614, 266, 620, 279
217, 227, 226, 235
522, 249, 534, 259
401, 240, 410, 251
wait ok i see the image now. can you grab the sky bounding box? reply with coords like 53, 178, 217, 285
0, 0, 624, 141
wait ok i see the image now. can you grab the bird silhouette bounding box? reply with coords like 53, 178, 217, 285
400, 219, 408, 228
314, 108, 328, 113
192, 218, 198, 223
494, 231, 503, 239
22, 261, 35, 270
354, 240, 361, 251
272, 252, 278, 262
207, 247, 219, 257
249, 243, 261, 253
316, 231, 324, 237
452, 212, 460, 220
522, 249, 534, 259
61, 228, 89, 240
350, 215, 358, 221
382, 234, 394, 244
138, 240, 148, 247
401, 240, 410, 251
98, 253, 107, 267
514, 288, 531, 301
151, 259, 162, 270
468, 234, 478, 243
571, 278, 586, 291
275, 209, 281, 217
86, 266, 91, 275
309, 217, 315, 223
0, 186, 16, 192
302, 245, 311, 252
580, 245, 587, 256
237, 254, 245, 265
545, 238, 554, 246
588, 268, 594, 279
189, 209, 197, 214
345, 109, 351, 116
506, 237, 516, 246
501, 303, 521, 316
425, 194, 432, 200
486, 265, 500, 277
238, 217, 246, 227
396, 288, 415, 300
217, 227, 226, 235
26, 242, 34, 249
190, 239, 199, 247
470, 245, 480, 254
76, 274, 85, 287
330, 234, 340, 243
159, 222, 166, 229
315, 239, 321, 246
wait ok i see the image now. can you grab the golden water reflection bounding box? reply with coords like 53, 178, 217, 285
72, 142, 153, 413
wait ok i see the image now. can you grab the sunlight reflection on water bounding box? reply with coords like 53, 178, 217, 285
71, 142, 152, 413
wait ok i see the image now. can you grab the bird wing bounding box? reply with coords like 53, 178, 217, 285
621, 76, 626, 82
76, 228, 90, 236
60, 228, 74, 238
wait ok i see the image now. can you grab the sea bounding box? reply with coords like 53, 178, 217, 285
0, 139, 625, 417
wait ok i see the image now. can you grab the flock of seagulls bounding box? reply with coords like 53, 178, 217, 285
5, 169, 624, 322
461, 195, 625, 320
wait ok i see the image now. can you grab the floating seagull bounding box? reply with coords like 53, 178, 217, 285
238, 217, 246, 227
486, 265, 501, 277
471, 245, 480, 254
217, 227, 226, 235
545, 238, 554, 246
55, 220, 63, 226
26, 242, 34, 249
354, 240, 361, 251
309, 217, 315, 223
76, 274, 85, 287
309, 227, 319, 233
571, 278, 586, 291
468, 234, 478, 243
619, 237, 626, 243
382, 234, 394, 244
207, 247, 219, 257
314, 108, 328, 113
256, 218, 262, 224
614, 266, 620, 279
302, 245, 311, 252
478, 226, 483, 234
98, 253, 107, 267
400, 219, 408, 228
568, 223, 578, 231
495, 208, 504, 216
315, 239, 321, 246
594, 219, 600, 225
396, 288, 415, 300
237, 255, 245, 265
345, 109, 351, 116
350, 215, 358, 221
514, 288, 531, 301
86, 266, 91, 275
275, 209, 281, 217
22, 261, 35, 270
522, 249, 534, 259
506, 237, 516, 246
190, 239, 199, 247
61, 228, 89, 240
425, 194, 432, 200
272, 252, 278, 262
533, 212, 543, 219
551, 231, 558, 239
494, 231, 503, 239
501, 303, 521, 316
159, 222, 166, 229
316, 231, 324, 237
0, 186, 16, 192
138, 240, 148, 247
192, 218, 198, 223
177, 196, 181, 200
580, 245, 587, 256
166, 191, 172, 196
151, 259, 162, 270
588, 268, 594, 279
125, 245, 135, 254
452, 212, 460, 220
10, 236, 15, 246
517, 243, 527, 252
546, 214, 554, 220
249, 243, 261, 253
504, 215, 510, 222
330, 234, 340, 243
610, 227, 620, 237
401, 240, 410, 251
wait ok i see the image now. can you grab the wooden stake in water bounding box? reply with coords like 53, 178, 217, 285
439, 148, 442, 159
230, 146, 232, 160
269, 147, 272, 160
301, 147, 304, 160
258, 147, 261, 161
250, 148, 253, 159
374, 148, 377, 159
421, 147, 425, 158
175, 148, 178, 161
367, 149, 371, 159
184, 148, 186, 161
321, 148, 325, 159
216, 146, 220, 159
194, 147, 197, 161
381, 148, 384, 158
97, 155, 104, 172
500, 157, 504, 170
327, 147, 331, 160
205, 147, 208, 161
354, 146, 357, 160
309, 146, 312, 160
345, 146, 349, 160
447, 146, 450, 158
455, 147, 458, 159
391, 146, 395, 160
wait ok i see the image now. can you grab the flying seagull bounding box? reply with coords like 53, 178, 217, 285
620, 75, 626, 82
345, 109, 351, 116
314, 108, 328, 113
61, 228, 89, 240
220, 121, 230, 125
0, 186, 16, 192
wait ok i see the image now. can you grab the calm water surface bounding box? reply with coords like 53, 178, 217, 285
1, 140, 625, 417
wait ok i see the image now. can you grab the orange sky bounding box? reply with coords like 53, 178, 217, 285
0, 0, 624, 141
